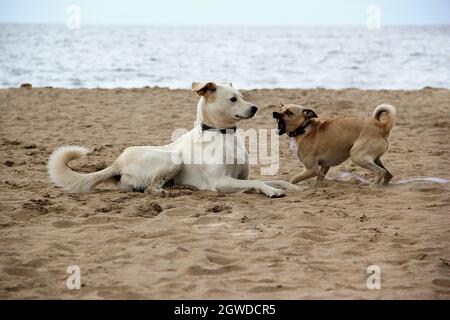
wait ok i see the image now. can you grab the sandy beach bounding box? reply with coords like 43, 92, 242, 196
0, 86, 449, 299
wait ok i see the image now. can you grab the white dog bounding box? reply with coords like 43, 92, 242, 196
48, 82, 298, 197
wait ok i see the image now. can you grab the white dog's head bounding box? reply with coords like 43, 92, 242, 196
192, 81, 258, 129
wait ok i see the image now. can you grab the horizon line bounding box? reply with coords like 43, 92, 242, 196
1, 22, 450, 27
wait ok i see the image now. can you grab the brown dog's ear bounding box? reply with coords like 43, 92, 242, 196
192, 82, 217, 96
302, 108, 318, 119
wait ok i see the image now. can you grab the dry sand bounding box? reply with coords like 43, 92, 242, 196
0, 87, 449, 299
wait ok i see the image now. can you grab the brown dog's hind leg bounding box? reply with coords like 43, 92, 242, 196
290, 169, 317, 184
351, 157, 386, 187
317, 166, 330, 181
374, 158, 393, 185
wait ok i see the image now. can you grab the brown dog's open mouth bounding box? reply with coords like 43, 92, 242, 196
276, 119, 285, 135
272, 113, 285, 135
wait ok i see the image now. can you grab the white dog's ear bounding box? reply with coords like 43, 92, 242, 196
192, 82, 217, 96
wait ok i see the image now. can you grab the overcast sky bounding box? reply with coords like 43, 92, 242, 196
1, 0, 450, 25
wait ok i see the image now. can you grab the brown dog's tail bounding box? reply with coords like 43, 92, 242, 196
48, 145, 119, 193
373, 104, 396, 132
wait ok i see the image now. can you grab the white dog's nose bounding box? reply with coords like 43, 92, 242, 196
250, 106, 258, 114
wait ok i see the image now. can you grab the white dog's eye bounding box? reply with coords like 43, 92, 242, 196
230, 97, 237, 102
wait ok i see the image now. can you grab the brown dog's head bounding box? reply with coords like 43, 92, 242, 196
272, 104, 318, 136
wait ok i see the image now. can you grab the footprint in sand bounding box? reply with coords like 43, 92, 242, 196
391, 236, 418, 246
52, 220, 80, 228
22, 198, 53, 214
163, 207, 190, 217
298, 230, 329, 242
187, 264, 244, 276
18, 257, 49, 269
432, 279, 450, 288
82, 216, 112, 225
126, 200, 163, 218
206, 255, 236, 265
3, 266, 39, 277
192, 216, 225, 225
248, 284, 295, 293
205, 203, 232, 214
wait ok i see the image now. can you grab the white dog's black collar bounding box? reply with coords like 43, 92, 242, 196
201, 123, 237, 134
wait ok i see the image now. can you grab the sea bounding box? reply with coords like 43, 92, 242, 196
1, 24, 449, 89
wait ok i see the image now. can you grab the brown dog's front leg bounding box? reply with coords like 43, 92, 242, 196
290, 169, 317, 184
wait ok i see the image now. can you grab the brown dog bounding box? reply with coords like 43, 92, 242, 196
273, 103, 397, 186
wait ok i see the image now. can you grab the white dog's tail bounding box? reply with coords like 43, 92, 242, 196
373, 103, 397, 132
48, 145, 118, 193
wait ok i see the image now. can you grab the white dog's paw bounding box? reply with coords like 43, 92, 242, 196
264, 188, 286, 198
